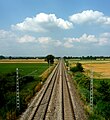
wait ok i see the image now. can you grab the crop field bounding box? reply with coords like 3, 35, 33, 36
0, 59, 47, 63
0, 63, 49, 76
83, 63, 110, 78
0, 58, 58, 64
68, 60, 110, 79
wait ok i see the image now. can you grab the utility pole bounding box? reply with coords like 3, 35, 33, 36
90, 69, 93, 112
16, 68, 20, 112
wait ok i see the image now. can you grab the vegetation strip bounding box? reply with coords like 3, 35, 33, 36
67, 60, 110, 119
0, 63, 50, 119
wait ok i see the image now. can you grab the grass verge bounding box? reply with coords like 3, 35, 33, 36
72, 72, 110, 119
0, 63, 55, 119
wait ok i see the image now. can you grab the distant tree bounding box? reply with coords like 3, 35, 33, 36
46, 55, 55, 64
70, 62, 84, 72
9, 56, 12, 59
0, 55, 5, 59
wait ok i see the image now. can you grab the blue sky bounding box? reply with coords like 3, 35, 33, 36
0, 0, 110, 56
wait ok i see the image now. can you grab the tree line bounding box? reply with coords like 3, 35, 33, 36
63, 56, 110, 60
1, 55, 110, 60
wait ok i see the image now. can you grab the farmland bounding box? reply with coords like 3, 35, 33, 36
0, 63, 48, 76
68, 59, 110, 78
67, 59, 110, 119
0, 61, 52, 119
0, 59, 47, 63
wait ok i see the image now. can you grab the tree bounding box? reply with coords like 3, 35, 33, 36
0, 55, 5, 59
9, 56, 12, 59
46, 55, 55, 64
70, 62, 84, 72
76, 63, 84, 72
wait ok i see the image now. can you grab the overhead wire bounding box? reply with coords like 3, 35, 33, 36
18, 69, 38, 80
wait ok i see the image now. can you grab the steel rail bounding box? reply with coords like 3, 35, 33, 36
62, 62, 76, 120
30, 62, 60, 120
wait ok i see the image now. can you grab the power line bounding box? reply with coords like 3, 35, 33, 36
18, 69, 38, 80
16, 68, 37, 112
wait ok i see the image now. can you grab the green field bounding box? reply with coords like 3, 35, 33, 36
0, 63, 48, 76
0, 63, 49, 119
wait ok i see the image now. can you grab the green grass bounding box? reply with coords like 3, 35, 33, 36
72, 71, 110, 119
0, 63, 48, 76
0, 63, 49, 119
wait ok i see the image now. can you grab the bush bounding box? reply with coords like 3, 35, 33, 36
94, 101, 110, 119
70, 63, 84, 72
73, 72, 90, 102
74, 72, 90, 90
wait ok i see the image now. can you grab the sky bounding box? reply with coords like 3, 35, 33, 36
0, 0, 110, 57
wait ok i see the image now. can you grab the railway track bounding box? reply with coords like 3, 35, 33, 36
20, 59, 77, 120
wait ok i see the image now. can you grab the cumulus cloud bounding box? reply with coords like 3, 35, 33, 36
100, 32, 110, 38
17, 35, 51, 44
54, 40, 62, 46
0, 29, 16, 39
17, 33, 109, 48
64, 33, 110, 48
69, 10, 110, 25
63, 42, 74, 48
98, 38, 108, 45
17, 35, 37, 43
79, 34, 97, 42
64, 33, 98, 44
0, 29, 18, 55
17, 34, 63, 47
98, 32, 110, 45
12, 13, 73, 32
37, 37, 51, 44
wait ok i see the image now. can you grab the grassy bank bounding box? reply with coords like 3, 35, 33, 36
71, 72, 110, 119
67, 59, 110, 119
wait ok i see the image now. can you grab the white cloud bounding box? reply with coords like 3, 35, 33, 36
64, 33, 97, 44
54, 40, 62, 46
12, 13, 73, 32
100, 32, 110, 38
64, 33, 110, 48
37, 37, 51, 44
98, 38, 108, 46
17, 35, 52, 44
17, 35, 63, 47
63, 42, 74, 48
63, 38, 74, 48
18, 35, 37, 43
98, 32, 110, 45
79, 34, 97, 42
69, 10, 110, 25
0, 29, 16, 39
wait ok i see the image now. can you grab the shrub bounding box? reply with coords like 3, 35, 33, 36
97, 80, 110, 102
94, 101, 110, 119
70, 63, 84, 72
